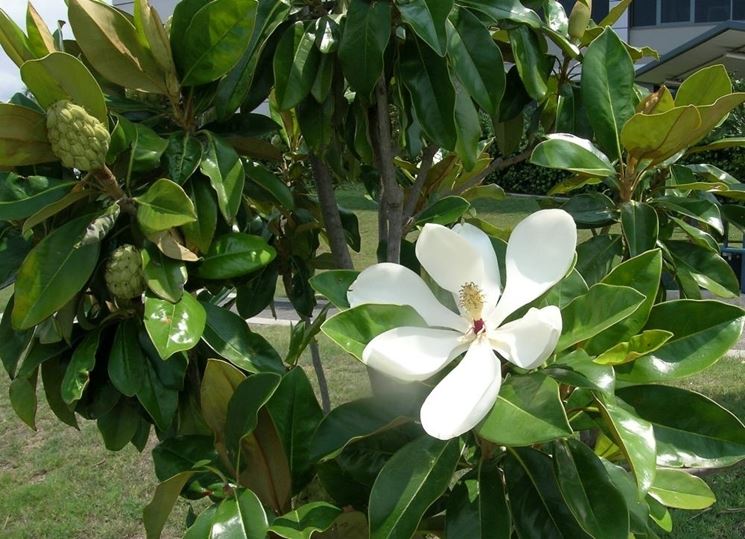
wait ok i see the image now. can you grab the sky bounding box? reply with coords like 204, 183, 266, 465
0, 1, 109, 100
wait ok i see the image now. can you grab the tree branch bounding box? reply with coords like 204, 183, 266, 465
310, 154, 354, 270
402, 144, 438, 225
372, 79, 404, 263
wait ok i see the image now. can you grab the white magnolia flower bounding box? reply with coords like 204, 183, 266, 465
347, 209, 577, 440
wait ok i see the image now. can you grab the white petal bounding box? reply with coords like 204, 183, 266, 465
362, 327, 466, 382
489, 306, 562, 370
415, 223, 486, 296
490, 209, 576, 325
347, 263, 468, 332
452, 222, 501, 308
420, 338, 502, 440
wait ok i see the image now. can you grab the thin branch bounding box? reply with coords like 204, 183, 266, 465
454, 148, 533, 195
302, 313, 331, 414
402, 144, 438, 225
310, 154, 354, 270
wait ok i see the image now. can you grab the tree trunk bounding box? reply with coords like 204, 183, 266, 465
372, 79, 404, 263
310, 153, 354, 270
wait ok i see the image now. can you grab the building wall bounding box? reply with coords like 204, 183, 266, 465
113, 0, 177, 16
629, 23, 718, 56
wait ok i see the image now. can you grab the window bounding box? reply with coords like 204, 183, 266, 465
735, 0, 745, 19
557, 0, 610, 22
696, 0, 732, 22
631, 1, 744, 26
632, 0, 658, 26
662, 0, 691, 22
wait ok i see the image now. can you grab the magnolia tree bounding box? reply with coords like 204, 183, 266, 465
1, 0, 745, 538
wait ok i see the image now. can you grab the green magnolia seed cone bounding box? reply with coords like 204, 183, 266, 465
105, 245, 146, 300
46, 100, 110, 172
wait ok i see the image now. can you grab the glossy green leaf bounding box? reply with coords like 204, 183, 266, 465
675, 64, 731, 107
9, 373, 37, 430
178, 0, 257, 86
245, 162, 295, 210
137, 352, 180, 431
202, 302, 283, 373
666, 240, 740, 298
321, 304, 428, 360
40, 357, 78, 428
0, 9, 34, 67
267, 368, 323, 492
649, 468, 715, 509
457, 0, 542, 27
68, 0, 165, 94
561, 192, 617, 228
309, 270, 358, 309
398, 0, 452, 56
338, 0, 391, 97
544, 349, 615, 393
97, 398, 139, 451
453, 84, 481, 170
108, 318, 146, 397
215, 0, 290, 118
509, 25, 549, 101
616, 300, 744, 382
200, 133, 245, 223
415, 196, 470, 226
400, 37, 457, 150
553, 438, 629, 539
581, 28, 635, 161
594, 329, 673, 366
182, 177, 218, 254
61, 328, 101, 404
621, 201, 658, 258
197, 233, 277, 280
273, 22, 320, 110
621, 106, 702, 164
12, 214, 100, 330
0, 174, 74, 222
164, 132, 203, 185
0, 103, 56, 167
270, 502, 342, 539
653, 197, 723, 234
201, 358, 246, 438
310, 397, 415, 462
225, 373, 282, 463
601, 460, 652, 534
143, 471, 197, 539
618, 384, 745, 468
209, 489, 269, 539
557, 283, 645, 351
152, 435, 217, 481
142, 243, 187, 303
144, 293, 206, 359
20, 52, 106, 123
478, 373, 572, 445
369, 435, 461, 539
530, 133, 615, 176
575, 234, 623, 286
446, 9, 505, 111
445, 461, 510, 539
136, 178, 197, 233
586, 249, 663, 354
597, 398, 656, 492
504, 447, 590, 538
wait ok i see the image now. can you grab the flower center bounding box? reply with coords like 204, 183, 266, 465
459, 281, 485, 323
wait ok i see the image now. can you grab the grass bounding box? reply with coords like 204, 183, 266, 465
0, 327, 367, 538
1, 187, 744, 537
